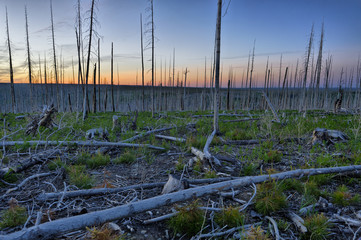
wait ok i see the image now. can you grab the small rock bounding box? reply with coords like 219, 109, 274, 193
141, 230, 147, 234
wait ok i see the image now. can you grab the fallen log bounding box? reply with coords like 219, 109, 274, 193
37, 177, 238, 202
120, 127, 173, 143
3, 165, 361, 240
203, 130, 221, 166
0, 140, 165, 151
223, 118, 261, 123
0, 150, 61, 179
155, 134, 186, 143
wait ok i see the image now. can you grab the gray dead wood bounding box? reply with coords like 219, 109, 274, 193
161, 174, 189, 194
312, 128, 349, 145
86, 128, 109, 141
112, 115, 121, 131
37, 177, 237, 202
25, 105, 57, 135
203, 130, 221, 166
288, 212, 307, 233
191, 114, 248, 118
262, 91, 281, 123
120, 126, 173, 143
266, 216, 280, 240
0, 140, 164, 151
4, 165, 361, 240
5, 172, 53, 194
223, 118, 261, 123
0, 150, 60, 179
155, 134, 186, 142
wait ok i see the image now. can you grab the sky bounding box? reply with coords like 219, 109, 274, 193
0, 0, 360, 87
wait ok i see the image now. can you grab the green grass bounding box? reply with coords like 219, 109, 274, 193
86, 153, 110, 169
332, 185, 360, 206
48, 157, 66, 170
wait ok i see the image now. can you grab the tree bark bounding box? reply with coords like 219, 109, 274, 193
6, 7, 16, 113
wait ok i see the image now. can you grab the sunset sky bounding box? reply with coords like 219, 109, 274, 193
0, 0, 360, 87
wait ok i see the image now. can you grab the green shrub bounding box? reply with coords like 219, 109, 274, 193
186, 135, 207, 149
255, 180, 287, 215
240, 163, 258, 176
301, 213, 330, 240
86, 153, 110, 169
48, 157, 66, 171
214, 206, 245, 228
263, 150, 282, 163
75, 151, 91, 165
281, 178, 304, 193
204, 170, 217, 179
169, 201, 204, 236
0, 205, 27, 229
67, 165, 94, 189
113, 151, 136, 164
332, 185, 360, 206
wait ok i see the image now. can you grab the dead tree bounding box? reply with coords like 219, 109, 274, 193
213, 0, 222, 132
300, 24, 314, 112
5, 7, 16, 113
247, 40, 255, 109
314, 22, 324, 109
140, 14, 145, 111
111, 42, 115, 112
97, 38, 101, 112
25, 6, 33, 110
50, 0, 59, 110
92, 63, 97, 113
151, 0, 155, 117
83, 0, 96, 120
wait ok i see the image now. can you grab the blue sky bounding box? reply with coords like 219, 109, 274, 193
0, 0, 360, 87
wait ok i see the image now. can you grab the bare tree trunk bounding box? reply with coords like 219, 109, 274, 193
83, 0, 95, 120
140, 14, 145, 112
151, 0, 155, 117
93, 63, 97, 113
5, 7, 16, 113
50, 0, 59, 111
111, 42, 115, 112
25, 6, 33, 111
213, 0, 222, 132
98, 38, 101, 112
315, 22, 324, 109
44, 53, 48, 105
300, 24, 314, 112
248, 40, 255, 109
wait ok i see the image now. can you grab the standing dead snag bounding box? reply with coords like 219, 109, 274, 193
334, 86, 343, 113
25, 105, 57, 135
213, 0, 222, 132
6, 7, 16, 113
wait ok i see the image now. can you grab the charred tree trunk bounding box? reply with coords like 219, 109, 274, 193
98, 38, 101, 112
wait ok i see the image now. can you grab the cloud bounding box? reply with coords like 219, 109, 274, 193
32, 21, 73, 35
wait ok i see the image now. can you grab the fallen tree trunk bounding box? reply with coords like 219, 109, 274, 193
3, 165, 361, 239
0, 150, 60, 179
0, 140, 164, 151
223, 118, 260, 123
155, 134, 186, 142
37, 177, 238, 202
120, 127, 173, 143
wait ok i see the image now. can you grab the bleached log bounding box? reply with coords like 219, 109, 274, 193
37, 177, 237, 202
120, 126, 173, 143
266, 216, 280, 240
192, 113, 248, 118
332, 214, 361, 227
0, 140, 165, 151
203, 130, 221, 166
155, 134, 186, 142
4, 165, 361, 239
223, 118, 261, 123
288, 212, 307, 233
262, 91, 281, 123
